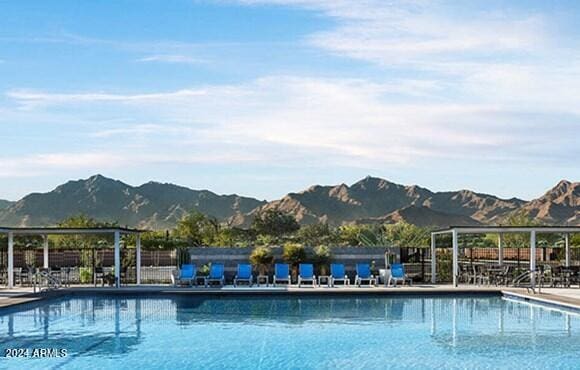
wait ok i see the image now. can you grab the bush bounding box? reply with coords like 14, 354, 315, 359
79, 267, 92, 284
198, 264, 210, 276
250, 246, 274, 275
282, 243, 307, 265
282, 243, 307, 282
313, 245, 332, 275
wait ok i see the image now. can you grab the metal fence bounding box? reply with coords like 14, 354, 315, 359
1, 244, 579, 287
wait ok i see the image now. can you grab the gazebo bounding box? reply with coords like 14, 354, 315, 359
0, 226, 146, 289
431, 226, 580, 288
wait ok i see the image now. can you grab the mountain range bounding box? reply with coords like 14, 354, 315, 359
0, 175, 578, 229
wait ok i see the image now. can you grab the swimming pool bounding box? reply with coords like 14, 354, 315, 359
1, 294, 579, 369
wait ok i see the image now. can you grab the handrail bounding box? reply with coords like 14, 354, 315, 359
33, 270, 61, 293
512, 269, 542, 294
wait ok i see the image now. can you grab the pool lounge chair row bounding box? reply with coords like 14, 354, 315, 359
173, 262, 411, 287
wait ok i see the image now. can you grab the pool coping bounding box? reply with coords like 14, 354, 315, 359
501, 290, 580, 311
1, 285, 579, 312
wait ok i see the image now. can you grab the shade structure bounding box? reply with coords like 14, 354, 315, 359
0, 226, 147, 289
431, 226, 580, 288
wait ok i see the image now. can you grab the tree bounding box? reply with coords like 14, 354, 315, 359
249, 246, 274, 275
338, 224, 369, 246
502, 211, 540, 248
358, 222, 430, 248
52, 214, 117, 249
214, 227, 254, 247
282, 242, 307, 280
297, 223, 338, 246
251, 209, 300, 237
175, 210, 219, 246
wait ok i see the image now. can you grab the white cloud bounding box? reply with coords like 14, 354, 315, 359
5, 75, 578, 175
136, 54, 206, 64
0, 150, 263, 178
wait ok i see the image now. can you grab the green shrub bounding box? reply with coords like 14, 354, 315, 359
282, 243, 307, 266
283, 243, 307, 281
198, 264, 210, 276
79, 267, 92, 284
250, 246, 274, 275
313, 245, 332, 275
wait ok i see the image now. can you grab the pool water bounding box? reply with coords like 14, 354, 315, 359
0, 294, 579, 369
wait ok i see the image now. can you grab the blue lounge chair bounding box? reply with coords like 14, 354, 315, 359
173, 264, 196, 287
204, 263, 225, 287
234, 263, 253, 287
388, 263, 412, 287
298, 263, 316, 287
355, 263, 376, 287
330, 263, 350, 287
273, 263, 291, 286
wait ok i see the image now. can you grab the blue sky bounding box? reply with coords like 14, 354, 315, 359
0, 0, 579, 201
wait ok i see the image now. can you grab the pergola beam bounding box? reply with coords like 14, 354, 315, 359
114, 231, 121, 288
530, 230, 537, 289
498, 233, 503, 266
43, 235, 49, 269
136, 234, 141, 285
565, 233, 570, 268
7, 232, 14, 289
433, 226, 580, 234
452, 229, 459, 287
430, 233, 437, 284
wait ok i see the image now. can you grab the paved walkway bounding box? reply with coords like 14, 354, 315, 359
0, 286, 42, 308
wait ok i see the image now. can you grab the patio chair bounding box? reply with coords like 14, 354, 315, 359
94, 266, 105, 287
233, 263, 253, 287
172, 264, 196, 287
298, 263, 316, 287
330, 263, 350, 287
273, 263, 291, 286
388, 263, 413, 287
355, 263, 376, 287
205, 263, 226, 287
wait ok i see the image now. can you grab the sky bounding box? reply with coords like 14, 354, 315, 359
0, 0, 579, 201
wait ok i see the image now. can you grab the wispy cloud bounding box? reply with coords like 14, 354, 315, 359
5, 75, 579, 174
136, 54, 206, 64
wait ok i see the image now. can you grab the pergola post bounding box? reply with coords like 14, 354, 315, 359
452, 229, 459, 287
43, 235, 49, 269
430, 233, 437, 284
114, 231, 121, 288
564, 233, 570, 268
498, 233, 503, 266
136, 234, 141, 285
530, 230, 536, 289
7, 231, 14, 289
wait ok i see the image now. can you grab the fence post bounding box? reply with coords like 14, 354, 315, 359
421, 248, 425, 282
430, 234, 437, 284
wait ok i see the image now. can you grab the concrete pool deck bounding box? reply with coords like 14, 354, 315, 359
1, 284, 580, 311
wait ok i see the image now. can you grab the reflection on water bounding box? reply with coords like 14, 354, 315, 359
0, 294, 578, 369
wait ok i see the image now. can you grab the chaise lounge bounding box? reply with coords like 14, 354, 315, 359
273, 263, 291, 286
173, 264, 197, 287
298, 263, 316, 287
388, 263, 413, 287
355, 263, 376, 287
234, 263, 253, 287
204, 263, 225, 287
330, 263, 350, 287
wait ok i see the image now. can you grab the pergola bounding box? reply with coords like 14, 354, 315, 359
431, 226, 580, 288
0, 226, 146, 289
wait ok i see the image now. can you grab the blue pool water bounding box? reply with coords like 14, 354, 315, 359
0, 294, 579, 369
